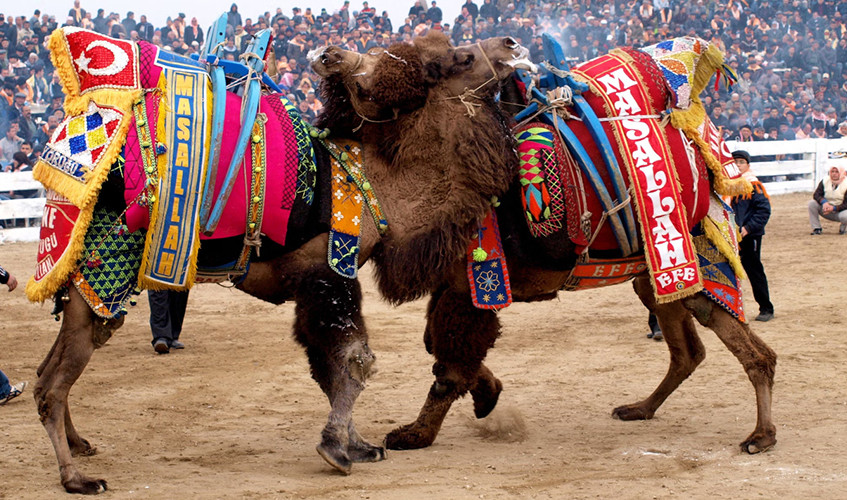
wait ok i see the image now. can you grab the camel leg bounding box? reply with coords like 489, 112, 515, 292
613, 276, 706, 420
684, 294, 777, 453
385, 287, 500, 450
34, 287, 119, 494
293, 267, 383, 474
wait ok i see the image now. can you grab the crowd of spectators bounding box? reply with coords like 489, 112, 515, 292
2, 0, 847, 175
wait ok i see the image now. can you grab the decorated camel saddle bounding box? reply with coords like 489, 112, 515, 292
473, 35, 748, 320
26, 25, 321, 317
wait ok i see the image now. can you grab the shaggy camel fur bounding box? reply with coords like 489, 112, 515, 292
33, 33, 533, 494
316, 41, 778, 457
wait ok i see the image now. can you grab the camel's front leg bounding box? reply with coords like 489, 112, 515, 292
613, 276, 706, 421
385, 287, 501, 450
293, 267, 384, 474
685, 294, 777, 453
34, 288, 119, 494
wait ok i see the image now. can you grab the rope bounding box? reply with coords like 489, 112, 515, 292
442, 42, 500, 117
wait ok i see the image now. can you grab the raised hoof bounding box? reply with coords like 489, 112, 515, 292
348, 443, 387, 463
70, 439, 97, 457
740, 433, 777, 454
316, 443, 352, 475
612, 404, 655, 421
63, 475, 107, 495
384, 424, 435, 450
471, 377, 503, 420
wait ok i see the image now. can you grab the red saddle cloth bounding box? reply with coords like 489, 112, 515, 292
567, 49, 711, 254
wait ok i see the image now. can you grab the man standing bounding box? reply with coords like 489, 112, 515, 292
809, 166, 847, 235
730, 150, 774, 322
148, 290, 190, 354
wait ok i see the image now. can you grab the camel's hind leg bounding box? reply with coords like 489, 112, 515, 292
613, 276, 706, 421
34, 287, 119, 494
385, 287, 501, 450
684, 294, 777, 453
293, 267, 384, 474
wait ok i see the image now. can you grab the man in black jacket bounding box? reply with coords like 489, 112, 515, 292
731, 150, 774, 322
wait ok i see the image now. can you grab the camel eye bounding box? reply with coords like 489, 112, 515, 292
460, 53, 475, 66
504, 37, 518, 49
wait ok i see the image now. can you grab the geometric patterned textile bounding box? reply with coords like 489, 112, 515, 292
467, 209, 511, 309
514, 123, 567, 238
73, 206, 145, 319
641, 37, 706, 111
282, 95, 317, 205
40, 101, 123, 184
692, 219, 745, 322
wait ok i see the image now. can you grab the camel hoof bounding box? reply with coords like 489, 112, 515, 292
316, 443, 352, 475
384, 424, 435, 450
63, 476, 107, 495
612, 404, 654, 421
348, 443, 387, 463
740, 434, 777, 454
471, 377, 503, 419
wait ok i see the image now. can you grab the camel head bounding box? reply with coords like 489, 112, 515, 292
310, 40, 429, 129
424, 36, 536, 98
311, 33, 535, 133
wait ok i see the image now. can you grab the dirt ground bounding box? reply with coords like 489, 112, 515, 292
1, 191, 846, 499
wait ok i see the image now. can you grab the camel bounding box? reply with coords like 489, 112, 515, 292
315, 41, 778, 456
32, 32, 534, 494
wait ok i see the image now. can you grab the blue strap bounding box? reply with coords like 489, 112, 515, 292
204, 28, 272, 235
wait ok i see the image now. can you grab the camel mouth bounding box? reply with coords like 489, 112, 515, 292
505, 46, 537, 73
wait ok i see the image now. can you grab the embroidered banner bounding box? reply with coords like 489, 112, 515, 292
60, 26, 141, 95
467, 210, 512, 309
327, 140, 366, 278
138, 50, 210, 289
25, 189, 95, 302
576, 50, 702, 303
35, 101, 125, 207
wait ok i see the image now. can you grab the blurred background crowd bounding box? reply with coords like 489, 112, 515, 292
2, 0, 847, 174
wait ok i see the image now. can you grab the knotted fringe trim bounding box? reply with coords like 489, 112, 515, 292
701, 216, 745, 279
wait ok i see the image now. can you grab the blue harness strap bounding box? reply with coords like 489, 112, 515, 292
203, 28, 272, 235
197, 13, 229, 233
518, 34, 639, 256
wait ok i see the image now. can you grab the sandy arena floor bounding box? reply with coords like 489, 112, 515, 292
1, 191, 845, 499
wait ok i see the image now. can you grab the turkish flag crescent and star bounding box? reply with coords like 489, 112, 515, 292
63, 27, 140, 94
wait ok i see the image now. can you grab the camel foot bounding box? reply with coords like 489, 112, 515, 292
61, 469, 107, 495
740, 429, 777, 454
348, 442, 387, 463
70, 438, 97, 458
471, 377, 502, 419
612, 403, 655, 421
316, 442, 352, 475
384, 423, 436, 450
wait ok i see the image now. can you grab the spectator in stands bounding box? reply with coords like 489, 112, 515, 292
0, 119, 22, 166
136, 15, 154, 42
68, 1, 86, 27
227, 4, 242, 35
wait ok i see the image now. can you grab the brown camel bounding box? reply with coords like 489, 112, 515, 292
316, 42, 777, 456
33, 33, 533, 494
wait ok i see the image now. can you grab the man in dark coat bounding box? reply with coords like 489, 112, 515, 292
730, 150, 774, 322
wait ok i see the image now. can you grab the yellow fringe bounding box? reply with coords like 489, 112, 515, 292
25, 198, 97, 303
702, 216, 745, 279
